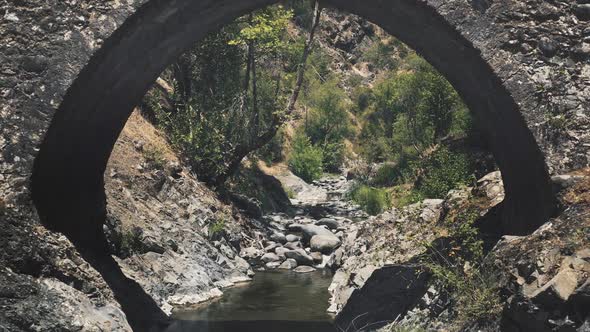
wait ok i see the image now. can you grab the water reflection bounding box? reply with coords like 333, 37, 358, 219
173, 270, 334, 322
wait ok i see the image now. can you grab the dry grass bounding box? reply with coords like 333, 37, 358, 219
107, 110, 178, 178
563, 167, 590, 205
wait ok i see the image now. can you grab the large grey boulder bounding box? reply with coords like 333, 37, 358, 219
286, 234, 301, 242
270, 232, 287, 244
316, 218, 340, 230
288, 223, 335, 242
279, 258, 298, 270
293, 266, 316, 273
285, 249, 315, 266
275, 247, 290, 260
261, 253, 281, 264
310, 235, 341, 254
528, 268, 579, 307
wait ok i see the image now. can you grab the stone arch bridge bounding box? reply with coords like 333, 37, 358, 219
0, 0, 588, 330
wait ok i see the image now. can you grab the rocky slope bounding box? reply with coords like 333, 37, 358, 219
103, 111, 256, 314
328, 170, 590, 332
1, 111, 259, 330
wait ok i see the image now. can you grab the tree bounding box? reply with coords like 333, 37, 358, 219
213, 1, 323, 185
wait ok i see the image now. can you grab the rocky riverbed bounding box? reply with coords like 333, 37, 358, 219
239, 175, 367, 275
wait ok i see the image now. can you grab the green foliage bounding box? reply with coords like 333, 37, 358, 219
321, 141, 345, 173
208, 218, 226, 239
422, 200, 502, 328
229, 6, 293, 54
362, 39, 399, 70
371, 164, 398, 187
284, 187, 296, 199
304, 79, 351, 144
417, 147, 474, 199
393, 188, 424, 208
288, 131, 324, 183
142, 145, 166, 169
258, 128, 285, 164
351, 85, 373, 114
348, 184, 391, 215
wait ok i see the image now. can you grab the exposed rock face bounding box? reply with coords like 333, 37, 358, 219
0, 0, 589, 329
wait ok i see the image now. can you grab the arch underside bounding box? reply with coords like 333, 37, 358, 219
31, 0, 553, 298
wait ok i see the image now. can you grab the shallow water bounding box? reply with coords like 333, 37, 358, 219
173, 270, 335, 323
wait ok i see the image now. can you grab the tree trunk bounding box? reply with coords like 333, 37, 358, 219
251, 43, 259, 142
286, 0, 323, 114
213, 1, 323, 186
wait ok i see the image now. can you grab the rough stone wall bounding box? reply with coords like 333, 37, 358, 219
1, 0, 147, 216
431, 0, 590, 173
0, 0, 588, 329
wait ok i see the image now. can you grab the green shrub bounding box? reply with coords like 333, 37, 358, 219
142, 145, 166, 169
258, 128, 285, 164
284, 187, 296, 199
321, 142, 345, 173
348, 184, 391, 215
208, 218, 226, 239
371, 164, 398, 187
417, 147, 474, 199
288, 132, 323, 183
391, 186, 424, 208
422, 201, 502, 328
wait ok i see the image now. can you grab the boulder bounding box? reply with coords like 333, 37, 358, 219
288, 223, 335, 242
310, 235, 341, 254
261, 253, 281, 264
240, 246, 262, 260
284, 241, 301, 250
316, 218, 340, 230
270, 232, 287, 244
285, 249, 315, 266
264, 242, 280, 252
570, 279, 590, 317
286, 234, 300, 242
275, 247, 290, 259
310, 252, 323, 264
529, 268, 579, 308
265, 261, 281, 269
293, 266, 316, 273
279, 259, 298, 270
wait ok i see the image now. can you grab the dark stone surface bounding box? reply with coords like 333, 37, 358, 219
1, 0, 588, 330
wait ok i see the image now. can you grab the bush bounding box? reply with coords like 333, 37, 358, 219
389, 185, 424, 208
258, 128, 285, 164
371, 164, 398, 187
208, 218, 226, 240
288, 132, 323, 183
142, 145, 166, 169
321, 142, 345, 173
422, 201, 502, 328
348, 184, 391, 216
417, 147, 474, 199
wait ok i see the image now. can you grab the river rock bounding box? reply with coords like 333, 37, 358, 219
288, 224, 335, 242
264, 242, 280, 252
286, 234, 300, 242
285, 249, 315, 266
310, 252, 323, 264
261, 252, 281, 263
284, 241, 301, 250
275, 247, 290, 259
316, 218, 340, 230
265, 261, 281, 269
310, 235, 341, 254
293, 266, 316, 273
279, 258, 298, 270
240, 246, 262, 260
270, 232, 287, 244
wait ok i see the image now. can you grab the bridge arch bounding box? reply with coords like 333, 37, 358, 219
31, 0, 554, 253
